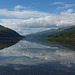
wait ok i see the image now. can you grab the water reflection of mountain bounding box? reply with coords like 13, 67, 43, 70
0, 39, 20, 50
0, 39, 75, 66
26, 37, 75, 51
0, 39, 75, 75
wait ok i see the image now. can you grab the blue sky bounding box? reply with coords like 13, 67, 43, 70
0, 0, 75, 14
0, 0, 75, 35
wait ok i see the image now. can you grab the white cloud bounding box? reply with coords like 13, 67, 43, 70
0, 9, 75, 35
61, 9, 73, 14
1, 9, 75, 27
57, 4, 75, 10
14, 5, 24, 10
0, 8, 50, 18
52, 2, 65, 5
14, 5, 33, 10
0, 5, 75, 35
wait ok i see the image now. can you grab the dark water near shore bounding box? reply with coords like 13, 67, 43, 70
0, 38, 75, 75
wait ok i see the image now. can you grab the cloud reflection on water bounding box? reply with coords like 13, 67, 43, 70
0, 39, 75, 67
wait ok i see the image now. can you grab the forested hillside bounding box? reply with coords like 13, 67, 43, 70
47, 30, 75, 39
47, 30, 75, 47
0, 25, 22, 38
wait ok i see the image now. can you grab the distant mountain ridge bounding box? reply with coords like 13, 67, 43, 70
26, 25, 75, 39
0, 25, 22, 39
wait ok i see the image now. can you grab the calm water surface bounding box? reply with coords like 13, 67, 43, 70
0, 38, 75, 75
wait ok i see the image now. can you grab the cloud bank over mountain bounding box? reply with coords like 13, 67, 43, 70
0, 5, 75, 35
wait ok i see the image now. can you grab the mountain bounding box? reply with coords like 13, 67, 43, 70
47, 30, 75, 47
26, 25, 75, 39
47, 30, 75, 39
26, 26, 75, 50
0, 25, 22, 39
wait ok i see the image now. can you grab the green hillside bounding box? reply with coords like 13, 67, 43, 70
0, 25, 22, 38
47, 30, 75, 47
47, 30, 75, 39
